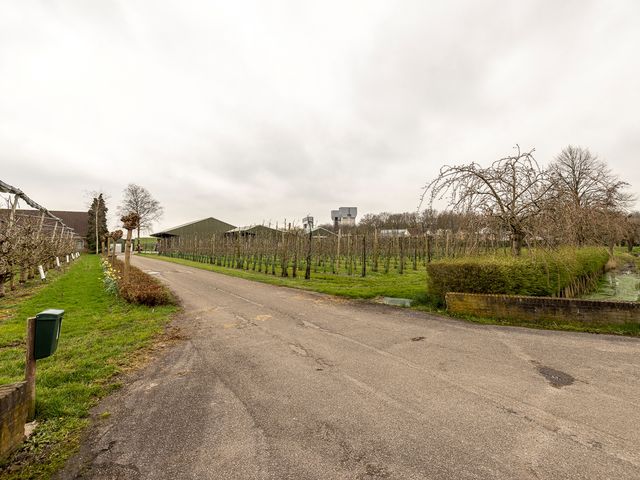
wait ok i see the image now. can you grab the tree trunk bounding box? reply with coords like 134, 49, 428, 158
95, 208, 99, 255
511, 231, 523, 256
124, 229, 133, 282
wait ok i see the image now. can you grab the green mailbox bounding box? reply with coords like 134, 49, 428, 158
34, 309, 64, 360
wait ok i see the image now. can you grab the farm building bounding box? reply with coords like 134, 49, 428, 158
310, 226, 336, 238
225, 225, 280, 237
1, 209, 89, 251
151, 217, 236, 239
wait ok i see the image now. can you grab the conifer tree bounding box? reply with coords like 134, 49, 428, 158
87, 194, 108, 254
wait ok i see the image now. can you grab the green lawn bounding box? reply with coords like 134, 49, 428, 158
134, 237, 158, 251
140, 254, 430, 303
0, 255, 177, 479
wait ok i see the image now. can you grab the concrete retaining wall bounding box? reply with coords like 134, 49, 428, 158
0, 382, 28, 459
446, 292, 640, 325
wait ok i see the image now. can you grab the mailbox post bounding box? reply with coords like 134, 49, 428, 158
25, 309, 64, 421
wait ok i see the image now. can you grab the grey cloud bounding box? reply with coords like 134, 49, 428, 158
0, 0, 638, 233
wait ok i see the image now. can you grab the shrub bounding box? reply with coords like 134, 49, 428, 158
426, 247, 609, 304
110, 259, 176, 306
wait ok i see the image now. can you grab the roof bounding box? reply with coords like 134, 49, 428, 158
49, 211, 90, 237
151, 217, 236, 238
0, 179, 82, 233
226, 224, 280, 235
311, 226, 336, 236
0, 209, 88, 238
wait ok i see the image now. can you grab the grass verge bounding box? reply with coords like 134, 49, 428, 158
140, 254, 429, 304
444, 311, 640, 336
0, 268, 69, 323
0, 255, 177, 479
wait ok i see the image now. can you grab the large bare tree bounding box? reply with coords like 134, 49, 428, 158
117, 184, 163, 252
623, 211, 640, 253
421, 146, 551, 256
548, 145, 634, 249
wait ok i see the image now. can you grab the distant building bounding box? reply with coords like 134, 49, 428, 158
310, 226, 336, 238
225, 225, 280, 237
151, 217, 235, 239
52, 211, 90, 250
1, 209, 89, 251
330, 207, 357, 229
379, 229, 411, 238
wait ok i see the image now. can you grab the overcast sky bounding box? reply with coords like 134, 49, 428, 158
1, 0, 639, 232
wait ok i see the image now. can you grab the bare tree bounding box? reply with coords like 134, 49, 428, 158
548, 145, 633, 247
623, 211, 640, 253
421, 146, 551, 256
118, 184, 163, 252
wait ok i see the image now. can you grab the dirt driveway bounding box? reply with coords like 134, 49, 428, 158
60, 255, 640, 479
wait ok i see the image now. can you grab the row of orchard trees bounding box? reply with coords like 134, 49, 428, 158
158, 200, 640, 281
157, 221, 519, 279
0, 180, 77, 297
157, 144, 638, 279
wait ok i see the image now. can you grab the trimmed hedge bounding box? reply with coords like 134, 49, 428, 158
427, 247, 609, 304
112, 259, 176, 306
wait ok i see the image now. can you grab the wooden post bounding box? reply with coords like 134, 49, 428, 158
9, 193, 18, 225
336, 229, 341, 273
37, 211, 45, 237
397, 236, 402, 274
25, 317, 36, 421
305, 227, 313, 280
361, 234, 366, 277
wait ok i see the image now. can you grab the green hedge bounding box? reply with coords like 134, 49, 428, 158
427, 247, 609, 304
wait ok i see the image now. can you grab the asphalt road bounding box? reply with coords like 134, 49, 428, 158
60, 255, 640, 479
